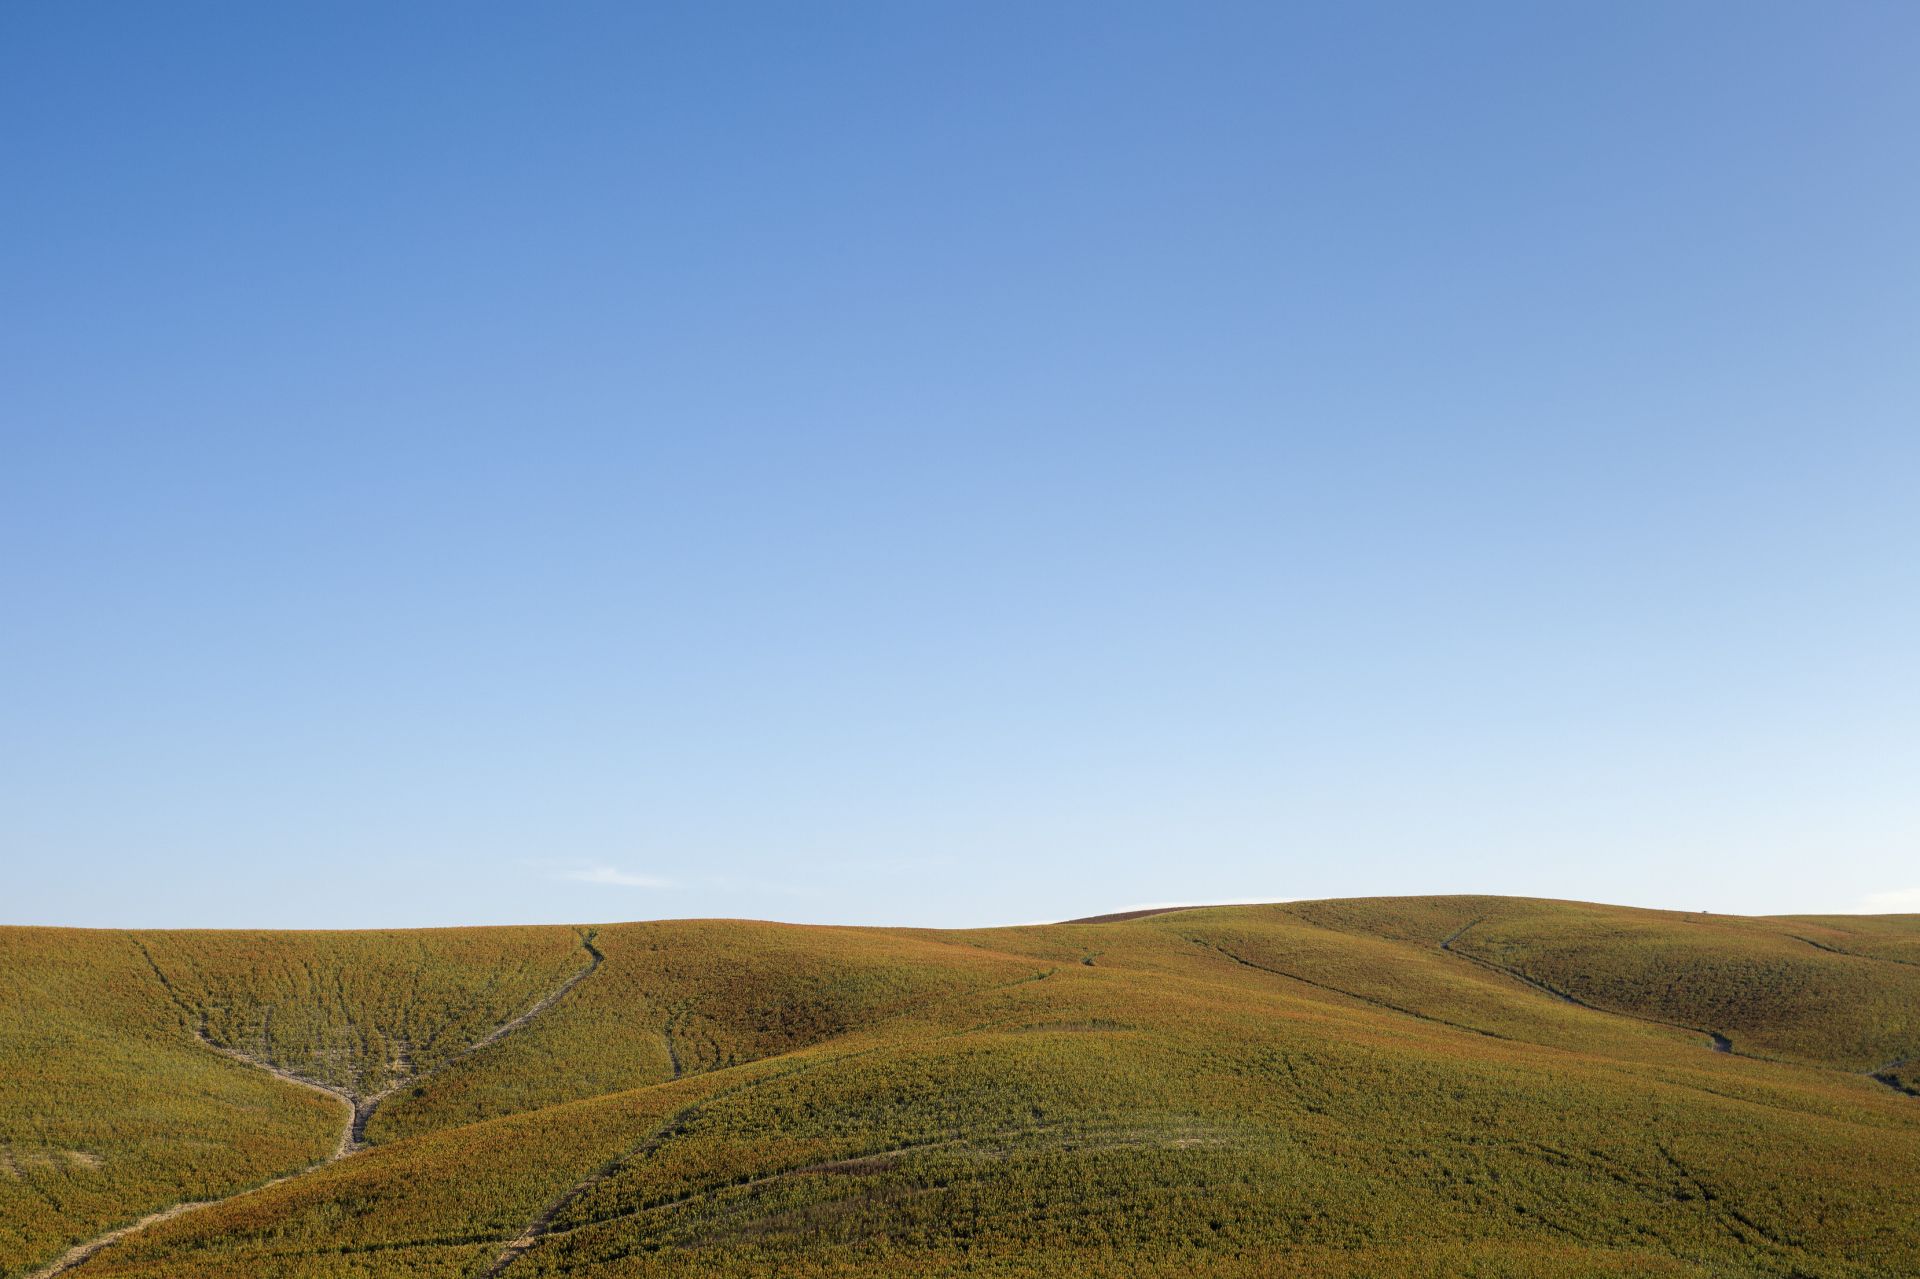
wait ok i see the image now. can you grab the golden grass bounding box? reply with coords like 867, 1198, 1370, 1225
3, 898, 1916, 1278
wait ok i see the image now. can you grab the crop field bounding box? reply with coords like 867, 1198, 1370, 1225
2, 898, 1916, 1278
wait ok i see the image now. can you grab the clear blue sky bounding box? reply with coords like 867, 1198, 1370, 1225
4, 3, 1917, 928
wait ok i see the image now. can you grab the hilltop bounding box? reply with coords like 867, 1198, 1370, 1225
2, 897, 1916, 1278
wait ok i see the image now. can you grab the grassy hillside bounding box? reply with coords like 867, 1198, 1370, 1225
2, 898, 1916, 1278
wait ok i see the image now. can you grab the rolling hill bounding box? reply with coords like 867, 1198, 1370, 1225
2, 897, 1916, 1278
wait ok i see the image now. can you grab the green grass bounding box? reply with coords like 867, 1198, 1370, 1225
2, 898, 1916, 1278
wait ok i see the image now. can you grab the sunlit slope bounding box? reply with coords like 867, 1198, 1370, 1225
3, 898, 1917, 1279
1785, 914, 1920, 967
370, 920, 1042, 1144
0, 930, 340, 1274
0, 926, 595, 1276
1274, 897, 1920, 1071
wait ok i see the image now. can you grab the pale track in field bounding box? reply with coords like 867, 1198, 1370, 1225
25, 934, 603, 1279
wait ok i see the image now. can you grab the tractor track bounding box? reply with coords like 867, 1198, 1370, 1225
1437, 917, 1737, 1055
481, 963, 1059, 1276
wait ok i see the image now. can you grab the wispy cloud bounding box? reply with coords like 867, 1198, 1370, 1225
563, 866, 673, 889
1858, 887, 1920, 913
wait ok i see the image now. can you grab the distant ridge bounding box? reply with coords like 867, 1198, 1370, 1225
1056, 904, 1204, 924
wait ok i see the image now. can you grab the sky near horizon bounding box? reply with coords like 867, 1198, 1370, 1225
4, 3, 1918, 929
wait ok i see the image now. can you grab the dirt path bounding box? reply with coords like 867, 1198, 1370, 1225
483, 1050, 883, 1277
24, 1201, 212, 1279
1788, 933, 1920, 969
28, 933, 604, 1279
485, 1103, 703, 1277
1203, 940, 1513, 1042
482, 963, 1062, 1277
1868, 1058, 1916, 1097
498, 1132, 972, 1266
659, 1003, 692, 1080
1438, 918, 1739, 1055
190, 1030, 362, 1159
1442, 925, 1920, 1082
458, 935, 604, 1064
